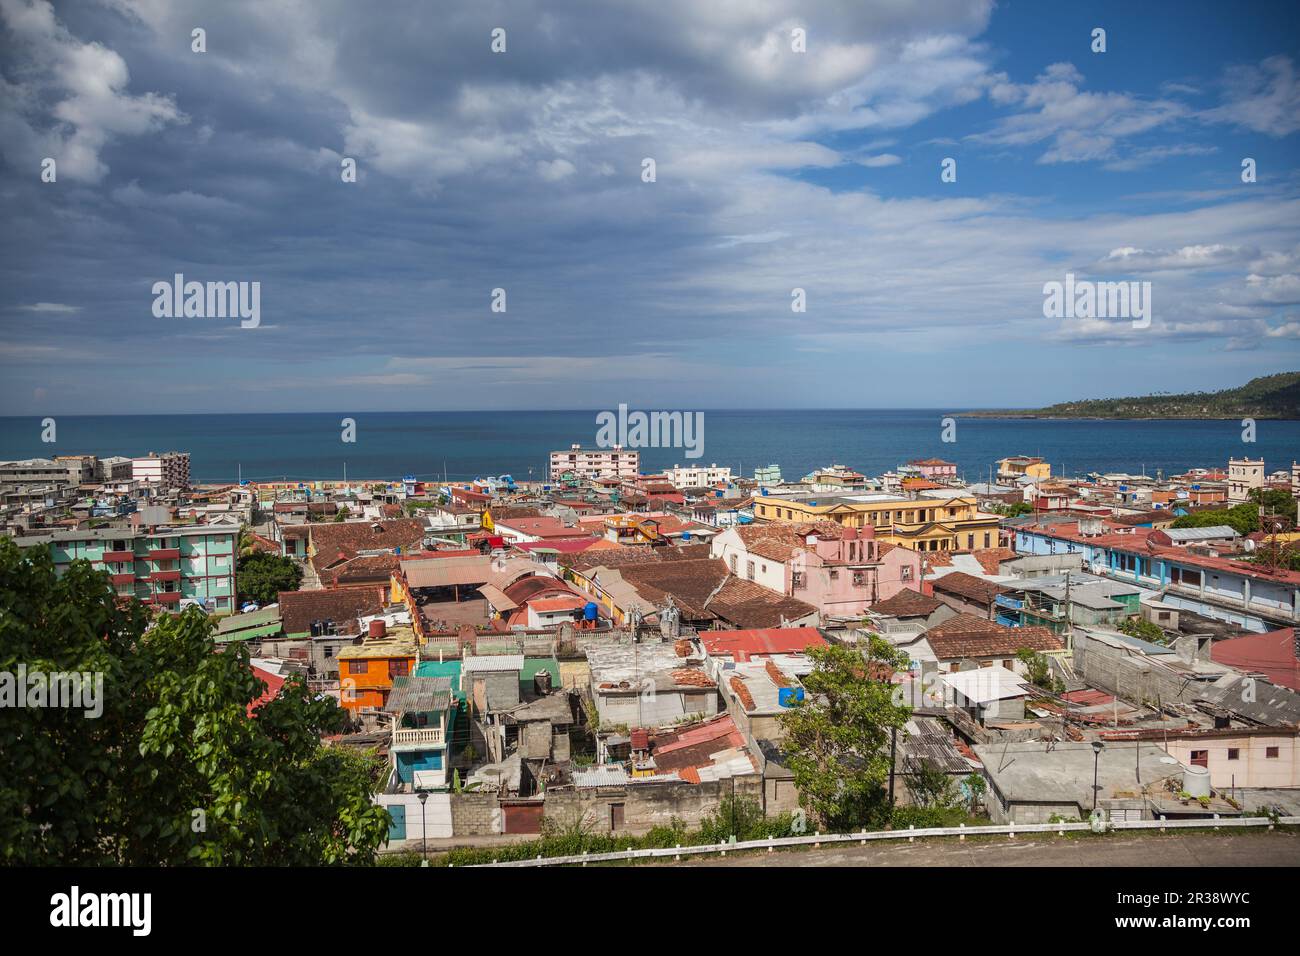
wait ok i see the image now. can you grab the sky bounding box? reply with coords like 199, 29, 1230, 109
1, 0, 1299, 414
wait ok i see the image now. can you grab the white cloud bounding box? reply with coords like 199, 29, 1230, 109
0, 0, 184, 182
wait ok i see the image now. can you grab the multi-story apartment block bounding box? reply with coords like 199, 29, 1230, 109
750, 491, 1000, 554
549, 444, 639, 482
1227, 457, 1265, 502
15, 525, 238, 612
664, 463, 732, 488
0, 455, 96, 490
132, 451, 191, 489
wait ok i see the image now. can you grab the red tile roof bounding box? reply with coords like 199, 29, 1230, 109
931, 571, 1008, 604
1211, 628, 1300, 692
924, 614, 1062, 660
698, 626, 826, 660
871, 588, 942, 617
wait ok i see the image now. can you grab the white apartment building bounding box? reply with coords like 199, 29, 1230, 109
664, 463, 732, 489
132, 451, 191, 488
549, 444, 639, 482
1227, 457, 1264, 502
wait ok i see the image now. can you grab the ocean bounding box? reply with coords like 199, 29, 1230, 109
1, 410, 1297, 484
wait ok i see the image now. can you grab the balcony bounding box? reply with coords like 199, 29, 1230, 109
102, 550, 136, 563
150, 569, 181, 583
393, 727, 445, 748
994, 594, 1024, 611
148, 548, 181, 561
151, 590, 182, 604
109, 572, 136, 586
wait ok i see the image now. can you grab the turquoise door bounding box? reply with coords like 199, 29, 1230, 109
387, 804, 406, 841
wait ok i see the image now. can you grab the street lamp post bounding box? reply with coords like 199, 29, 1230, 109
1091, 740, 1104, 813
417, 791, 429, 866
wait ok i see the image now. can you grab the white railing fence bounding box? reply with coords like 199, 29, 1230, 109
467, 814, 1300, 867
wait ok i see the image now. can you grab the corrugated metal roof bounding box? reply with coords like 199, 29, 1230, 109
463, 654, 524, 672
383, 676, 452, 715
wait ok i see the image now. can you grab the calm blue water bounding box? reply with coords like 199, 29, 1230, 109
0, 411, 1296, 484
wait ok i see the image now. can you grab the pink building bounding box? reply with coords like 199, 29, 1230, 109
909, 458, 957, 480
710, 522, 922, 618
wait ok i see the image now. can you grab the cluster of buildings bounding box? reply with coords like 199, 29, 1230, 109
5, 444, 1300, 848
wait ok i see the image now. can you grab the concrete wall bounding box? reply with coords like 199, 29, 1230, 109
1159, 734, 1300, 789
1073, 631, 1202, 707
379, 791, 454, 842
449, 791, 504, 835
544, 776, 767, 835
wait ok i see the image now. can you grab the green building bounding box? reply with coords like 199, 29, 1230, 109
16, 525, 239, 612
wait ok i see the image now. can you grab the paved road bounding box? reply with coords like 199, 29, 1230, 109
660, 831, 1300, 867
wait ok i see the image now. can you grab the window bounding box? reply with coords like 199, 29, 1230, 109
791, 571, 805, 590
348, 660, 370, 675
901, 566, 914, 581
729, 554, 737, 573
1266, 746, 1280, 759
967, 534, 975, 549
983, 533, 991, 548
852, 572, 864, 587
746, 560, 755, 581
1227, 748, 1239, 761
1190, 750, 1208, 767
391, 659, 410, 677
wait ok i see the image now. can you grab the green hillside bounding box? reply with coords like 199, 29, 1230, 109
964, 372, 1300, 419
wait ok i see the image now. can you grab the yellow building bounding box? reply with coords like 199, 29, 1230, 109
750, 493, 1000, 553
997, 456, 1051, 481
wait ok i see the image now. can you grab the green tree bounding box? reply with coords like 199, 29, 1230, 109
777, 638, 911, 831
1015, 647, 1062, 690
0, 538, 390, 865
334, 506, 350, 522
905, 758, 957, 809
1118, 615, 1166, 644
1171, 502, 1258, 535
963, 773, 987, 815
236, 551, 302, 604
1249, 487, 1298, 526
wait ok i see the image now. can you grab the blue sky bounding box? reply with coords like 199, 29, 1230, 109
1, 0, 1298, 414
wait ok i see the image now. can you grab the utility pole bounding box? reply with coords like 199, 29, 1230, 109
1063, 570, 1073, 651
888, 725, 898, 807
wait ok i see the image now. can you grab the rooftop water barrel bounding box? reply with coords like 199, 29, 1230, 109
583, 602, 599, 621
777, 687, 805, 707
1183, 764, 1211, 798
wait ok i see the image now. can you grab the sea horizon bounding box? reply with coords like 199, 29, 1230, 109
3, 409, 1295, 484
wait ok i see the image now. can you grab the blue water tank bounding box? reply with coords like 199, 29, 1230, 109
583, 602, 599, 622
777, 688, 805, 707
682, 531, 691, 542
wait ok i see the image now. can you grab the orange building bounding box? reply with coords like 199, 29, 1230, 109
337, 624, 418, 716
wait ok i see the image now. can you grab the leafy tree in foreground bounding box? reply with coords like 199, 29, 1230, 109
0, 538, 389, 865
777, 637, 912, 832
236, 550, 302, 604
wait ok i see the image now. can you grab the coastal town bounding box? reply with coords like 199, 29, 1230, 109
4, 445, 1299, 859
